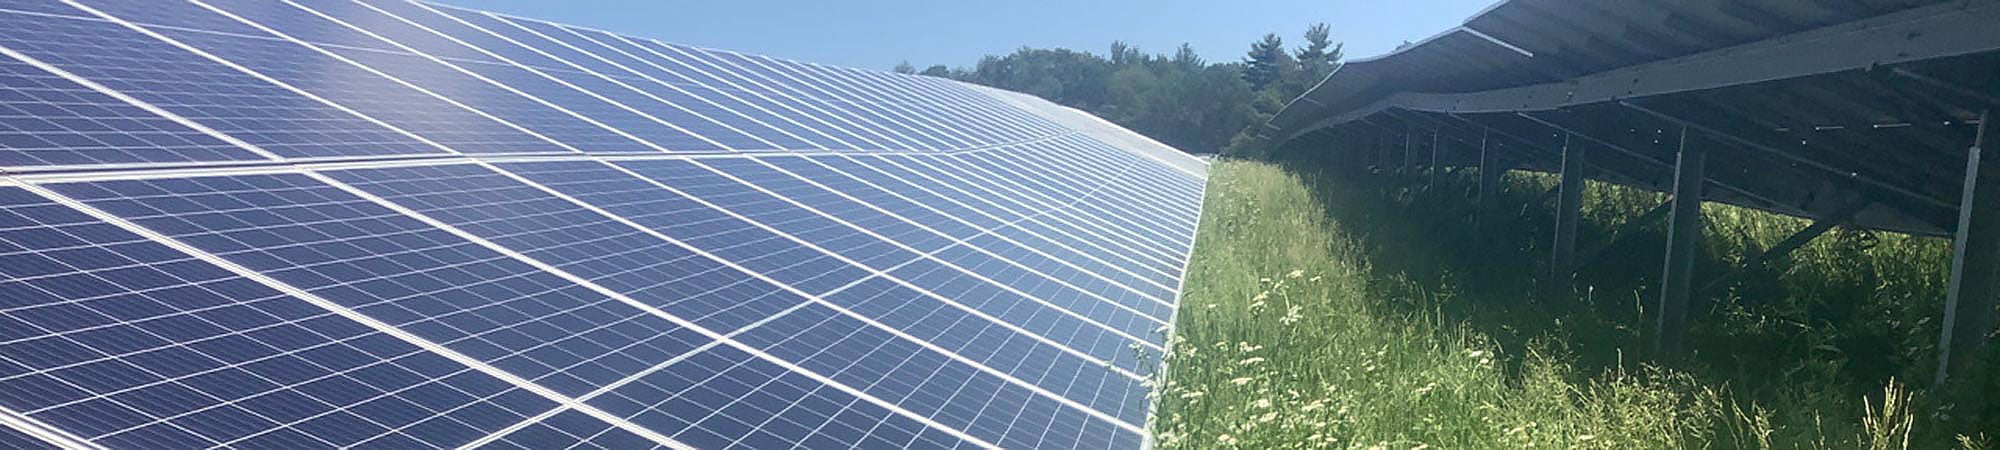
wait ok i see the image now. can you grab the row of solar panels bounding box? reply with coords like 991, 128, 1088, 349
0, 0, 1209, 449
0, 0, 1082, 169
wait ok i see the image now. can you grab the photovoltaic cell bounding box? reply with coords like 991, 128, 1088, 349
0, 422, 53, 449
0, 187, 556, 449
0, 0, 1209, 447
614, 159, 920, 271
494, 160, 873, 295
0, 9, 448, 159
585, 346, 974, 450
0, 53, 261, 167
322, 163, 808, 334
49, 175, 715, 398
736, 304, 1142, 450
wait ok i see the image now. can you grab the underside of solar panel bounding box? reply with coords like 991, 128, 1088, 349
0, 0, 1206, 449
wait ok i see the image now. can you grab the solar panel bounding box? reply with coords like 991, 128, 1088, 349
0, 0, 1208, 448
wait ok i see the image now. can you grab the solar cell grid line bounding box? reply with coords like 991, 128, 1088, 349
287, 168, 1006, 449
734, 303, 1144, 450
179, 0, 686, 155
577, 345, 976, 450
895, 151, 1185, 297
1024, 140, 1203, 228
572, 159, 1169, 410
824, 68, 1049, 145
810, 276, 1151, 422
0, 185, 581, 449
0, 416, 59, 450
915, 152, 1187, 265
860, 149, 1177, 262
1006, 154, 1199, 260
0, 405, 81, 449
793, 66, 1018, 145
465, 10, 840, 152
615, 160, 922, 270
972, 146, 1192, 240
294, 0, 763, 153
318, 163, 810, 335
688, 160, 1160, 378
697, 157, 1176, 331
965, 149, 1190, 262
0, 49, 269, 168
881, 155, 1184, 298
805, 154, 1184, 283
478, 156, 1168, 378
762, 60, 986, 149
491, 161, 873, 295
643, 42, 932, 153
517, 22, 877, 153
685, 47, 957, 151
44, 174, 720, 400
466, 410, 668, 450
769, 153, 1176, 287
57, 0, 579, 158
0, 6, 457, 160
1049, 136, 1206, 211
650, 159, 1173, 336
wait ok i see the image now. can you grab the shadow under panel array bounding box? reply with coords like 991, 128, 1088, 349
0, 0, 1207, 449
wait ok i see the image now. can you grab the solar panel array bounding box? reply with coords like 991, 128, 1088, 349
0, 0, 1208, 449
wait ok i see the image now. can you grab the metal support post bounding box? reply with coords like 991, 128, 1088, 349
1475, 128, 1500, 246
1429, 129, 1443, 189
1552, 134, 1585, 278
1656, 126, 1707, 356
1938, 109, 1999, 384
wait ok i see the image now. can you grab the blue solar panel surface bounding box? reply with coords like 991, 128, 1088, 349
0, 0, 1207, 448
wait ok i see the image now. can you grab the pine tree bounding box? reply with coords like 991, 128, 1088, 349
1242, 33, 1294, 91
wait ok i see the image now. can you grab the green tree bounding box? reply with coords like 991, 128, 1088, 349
920, 65, 952, 77
1294, 23, 1343, 87
893, 61, 916, 74
1242, 33, 1296, 91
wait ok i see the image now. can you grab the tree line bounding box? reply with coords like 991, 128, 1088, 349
895, 24, 1343, 155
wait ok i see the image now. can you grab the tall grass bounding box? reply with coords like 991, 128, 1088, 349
1152, 160, 1994, 449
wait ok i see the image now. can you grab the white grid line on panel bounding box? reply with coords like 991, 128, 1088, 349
0, 43, 287, 163
962, 148, 1189, 267
711, 158, 1171, 340
308, 0, 733, 153
808, 152, 1180, 288
453, 6, 831, 151
589, 161, 1148, 432
786, 64, 995, 147
741, 153, 1179, 311
454, 161, 1005, 448
15, 182, 698, 450
660, 44, 945, 152
901, 151, 1185, 276
618, 157, 1162, 350
0, 406, 96, 450
961, 148, 1189, 258
167, 0, 587, 154
741, 56, 977, 150
184, 0, 662, 155
51, 0, 471, 158
877, 148, 1184, 269
534, 22, 873, 151
864, 155, 1183, 298
624, 37, 923, 152
686, 158, 1171, 327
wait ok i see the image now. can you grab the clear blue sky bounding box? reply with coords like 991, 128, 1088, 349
438, 0, 1496, 71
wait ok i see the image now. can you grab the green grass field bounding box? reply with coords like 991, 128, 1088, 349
1149, 160, 1995, 449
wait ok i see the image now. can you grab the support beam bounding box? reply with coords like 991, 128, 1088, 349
1696, 201, 1867, 298
1938, 109, 1999, 384
1656, 126, 1707, 356
1429, 128, 1443, 189
1475, 128, 1500, 245
1404, 123, 1419, 176
1552, 134, 1585, 278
